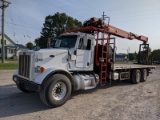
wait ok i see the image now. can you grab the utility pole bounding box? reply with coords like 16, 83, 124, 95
0, 0, 11, 63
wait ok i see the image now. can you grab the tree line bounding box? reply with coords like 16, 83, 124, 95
129, 49, 160, 62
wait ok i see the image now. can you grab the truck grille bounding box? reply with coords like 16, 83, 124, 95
19, 54, 31, 78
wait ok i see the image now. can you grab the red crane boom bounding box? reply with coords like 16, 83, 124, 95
66, 17, 148, 42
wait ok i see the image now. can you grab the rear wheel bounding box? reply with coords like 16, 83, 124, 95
39, 74, 71, 107
131, 69, 141, 84
141, 69, 147, 82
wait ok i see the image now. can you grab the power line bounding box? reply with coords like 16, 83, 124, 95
7, 0, 25, 43
9, 0, 43, 44
11, 0, 27, 43
4, 20, 41, 30
7, 10, 22, 42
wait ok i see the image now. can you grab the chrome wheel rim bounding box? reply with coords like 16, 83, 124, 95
144, 70, 147, 80
52, 82, 67, 100
136, 71, 141, 83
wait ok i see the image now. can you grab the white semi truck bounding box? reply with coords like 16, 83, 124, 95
13, 17, 155, 107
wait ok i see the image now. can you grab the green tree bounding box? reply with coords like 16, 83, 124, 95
35, 12, 82, 48
26, 42, 34, 50
151, 49, 160, 61
148, 47, 152, 56
134, 51, 137, 60
128, 53, 135, 60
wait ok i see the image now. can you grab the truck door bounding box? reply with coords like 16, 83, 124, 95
76, 37, 92, 68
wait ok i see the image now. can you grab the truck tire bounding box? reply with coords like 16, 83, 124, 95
39, 74, 71, 107
131, 69, 141, 84
140, 69, 147, 82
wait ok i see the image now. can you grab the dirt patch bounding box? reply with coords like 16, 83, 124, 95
0, 67, 160, 120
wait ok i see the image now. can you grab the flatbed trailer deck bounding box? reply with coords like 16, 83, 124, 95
113, 64, 156, 70
110, 64, 156, 82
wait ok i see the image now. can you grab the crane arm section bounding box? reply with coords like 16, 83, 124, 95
89, 18, 148, 42
66, 17, 148, 42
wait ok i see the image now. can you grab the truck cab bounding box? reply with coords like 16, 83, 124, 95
13, 32, 99, 107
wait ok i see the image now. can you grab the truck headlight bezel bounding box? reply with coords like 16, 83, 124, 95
35, 66, 46, 73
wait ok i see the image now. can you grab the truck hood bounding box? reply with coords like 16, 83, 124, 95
35, 48, 68, 56
34, 48, 68, 64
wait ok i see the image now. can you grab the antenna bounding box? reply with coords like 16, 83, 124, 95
102, 12, 110, 26
102, 12, 106, 23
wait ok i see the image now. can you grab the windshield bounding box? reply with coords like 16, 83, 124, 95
53, 35, 77, 48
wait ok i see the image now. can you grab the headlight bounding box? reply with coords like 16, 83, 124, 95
35, 66, 41, 73
35, 66, 46, 73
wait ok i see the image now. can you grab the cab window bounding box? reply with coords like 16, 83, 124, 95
78, 38, 84, 49
78, 38, 91, 50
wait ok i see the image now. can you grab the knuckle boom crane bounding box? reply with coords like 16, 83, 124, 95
13, 15, 155, 107
67, 17, 150, 65
66, 17, 151, 85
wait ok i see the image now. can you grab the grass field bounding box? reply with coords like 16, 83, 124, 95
0, 61, 18, 70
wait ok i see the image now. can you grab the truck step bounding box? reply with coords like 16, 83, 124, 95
84, 86, 96, 90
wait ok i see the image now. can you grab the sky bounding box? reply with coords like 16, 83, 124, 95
2, 0, 160, 53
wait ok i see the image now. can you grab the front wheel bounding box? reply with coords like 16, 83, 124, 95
39, 74, 71, 107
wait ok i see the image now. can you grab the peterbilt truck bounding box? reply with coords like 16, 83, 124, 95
13, 17, 155, 107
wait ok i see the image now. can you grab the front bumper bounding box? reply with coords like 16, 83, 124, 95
13, 75, 41, 92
